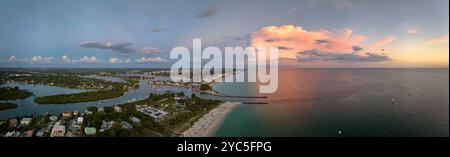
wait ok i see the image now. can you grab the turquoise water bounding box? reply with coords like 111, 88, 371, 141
213, 68, 449, 137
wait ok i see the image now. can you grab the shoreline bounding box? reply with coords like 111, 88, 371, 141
182, 101, 239, 137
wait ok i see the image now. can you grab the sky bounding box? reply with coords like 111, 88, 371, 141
0, 0, 448, 68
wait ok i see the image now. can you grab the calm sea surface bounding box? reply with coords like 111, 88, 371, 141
213, 68, 449, 137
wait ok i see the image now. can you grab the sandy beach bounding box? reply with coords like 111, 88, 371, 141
182, 102, 240, 137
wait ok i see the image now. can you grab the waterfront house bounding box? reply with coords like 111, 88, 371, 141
20, 118, 32, 126
62, 112, 72, 118
85, 111, 93, 115
98, 107, 104, 112
114, 106, 122, 112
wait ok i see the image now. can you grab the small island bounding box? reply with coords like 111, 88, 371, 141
0, 103, 18, 110
0, 87, 33, 101
8, 73, 138, 104
34, 89, 125, 104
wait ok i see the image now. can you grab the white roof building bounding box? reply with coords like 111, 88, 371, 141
77, 117, 84, 124
20, 118, 32, 126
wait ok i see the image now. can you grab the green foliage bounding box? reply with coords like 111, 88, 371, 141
199, 84, 211, 91
0, 87, 33, 100
0, 103, 17, 110
34, 89, 124, 104
87, 106, 98, 112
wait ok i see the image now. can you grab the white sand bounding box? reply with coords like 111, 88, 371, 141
182, 102, 239, 137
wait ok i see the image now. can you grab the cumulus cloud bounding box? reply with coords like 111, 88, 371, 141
61, 55, 71, 63
136, 57, 167, 63
8, 55, 17, 62
108, 57, 122, 64
197, 8, 218, 18
6, 55, 30, 63
30, 56, 53, 63
407, 27, 418, 34
251, 25, 393, 62
73, 56, 101, 63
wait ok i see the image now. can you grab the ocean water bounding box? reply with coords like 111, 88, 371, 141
213, 68, 449, 137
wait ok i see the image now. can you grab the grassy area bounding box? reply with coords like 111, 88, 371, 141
0, 103, 18, 110
0, 87, 33, 100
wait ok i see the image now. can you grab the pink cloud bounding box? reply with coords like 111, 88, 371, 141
251, 25, 392, 62
423, 35, 449, 45
364, 36, 396, 50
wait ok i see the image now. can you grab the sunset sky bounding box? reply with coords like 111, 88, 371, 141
0, 0, 448, 68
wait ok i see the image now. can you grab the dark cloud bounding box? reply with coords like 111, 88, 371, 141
79, 41, 135, 54
352, 45, 363, 51
152, 28, 167, 32
229, 34, 251, 45
197, 8, 218, 18
79, 41, 160, 55
316, 40, 329, 44
296, 50, 391, 62
265, 38, 281, 43
277, 46, 294, 50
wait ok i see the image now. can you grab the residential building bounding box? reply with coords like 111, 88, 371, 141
136, 105, 168, 122
62, 112, 72, 118
100, 121, 114, 132
9, 119, 18, 128
36, 129, 46, 137
23, 130, 34, 137
114, 106, 122, 112
49, 116, 58, 121
20, 118, 32, 126
50, 123, 66, 137
121, 121, 133, 130
77, 117, 84, 124
130, 116, 141, 124
84, 127, 96, 136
